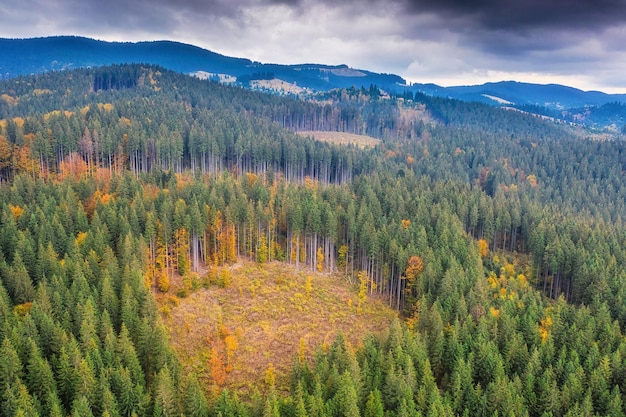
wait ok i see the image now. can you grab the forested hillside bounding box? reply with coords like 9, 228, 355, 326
0, 37, 405, 93
1, 64, 626, 416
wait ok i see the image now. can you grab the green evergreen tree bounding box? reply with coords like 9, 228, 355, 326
333, 372, 360, 417
152, 365, 178, 417
71, 395, 94, 417
183, 373, 209, 417
262, 391, 281, 417
363, 389, 383, 417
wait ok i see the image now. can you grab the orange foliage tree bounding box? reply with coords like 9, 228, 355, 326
209, 345, 226, 387
59, 152, 88, 180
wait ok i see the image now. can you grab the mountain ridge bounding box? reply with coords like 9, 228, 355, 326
413, 80, 626, 109
0, 35, 405, 92
2, 36, 626, 127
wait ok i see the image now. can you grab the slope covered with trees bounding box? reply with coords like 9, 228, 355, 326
0, 37, 405, 93
1, 64, 626, 416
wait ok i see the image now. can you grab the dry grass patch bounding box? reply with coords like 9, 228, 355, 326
297, 131, 380, 148
160, 260, 397, 398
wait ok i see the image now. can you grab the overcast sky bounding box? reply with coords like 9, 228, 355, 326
1, 0, 626, 92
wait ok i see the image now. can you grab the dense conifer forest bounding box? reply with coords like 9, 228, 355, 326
1, 64, 626, 416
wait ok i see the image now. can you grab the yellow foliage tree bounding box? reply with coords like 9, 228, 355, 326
316, 247, 324, 272
155, 236, 169, 292
357, 271, 369, 315
337, 245, 349, 271
405, 255, 424, 282
256, 230, 268, 263
0, 135, 12, 171
298, 337, 306, 364
219, 268, 231, 288
245, 172, 258, 188
478, 239, 489, 258
75, 232, 87, 247
9, 204, 24, 220
265, 363, 276, 388
291, 235, 298, 263
157, 270, 170, 293
304, 276, 313, 299
539, 315, 553, 343
225, 222, 237, 264
299, 237, 306, 264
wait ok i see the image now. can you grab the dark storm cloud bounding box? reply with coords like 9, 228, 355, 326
400, 0, 626, 31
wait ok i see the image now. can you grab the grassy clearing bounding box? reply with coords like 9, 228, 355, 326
159, 260, 397, 398
297, 131, 380, 148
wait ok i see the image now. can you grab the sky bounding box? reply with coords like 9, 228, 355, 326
1, 0, 626, 93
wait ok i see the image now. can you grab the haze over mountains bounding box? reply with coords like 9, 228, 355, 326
2, 36, 626, 128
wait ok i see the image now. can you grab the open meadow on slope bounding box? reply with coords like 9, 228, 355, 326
159, 260, 397, 397
296, 131, 380, 148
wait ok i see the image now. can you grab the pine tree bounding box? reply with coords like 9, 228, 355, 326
25, 339, 56, 412
115, 367, 140, 417
46, 391, 65, 417
263, 391, 281, 417
13, 379, 40, 417
153, 365, 178, 417
0, 338, 23, 393
306, 379, 328, 417
364, 389, 384, 417
55, 346, 77, 410
606, 385, 625, 417
71, 395, 95, 417
333, 372, 360, 417
293, 382, 309, 417
98, 375, 120, 417
183, 373, 209, 417
9, 252, 35, 304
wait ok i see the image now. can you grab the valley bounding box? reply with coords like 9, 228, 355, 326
0, 63, 625, 416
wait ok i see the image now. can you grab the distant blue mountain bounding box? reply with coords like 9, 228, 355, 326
410, 81, 626, 110
1, 36, 625, 127
0, 36, 405, 92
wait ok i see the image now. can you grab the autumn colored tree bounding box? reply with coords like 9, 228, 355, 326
316, 247, 324, 272
357, 270, 369, 315
0, 134, 12, 180
478, 238, 489, 258
257, 230, 268, 263
210, 345, 226, 388
174, 227, 190, 275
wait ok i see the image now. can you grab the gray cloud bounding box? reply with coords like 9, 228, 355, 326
0, 0, 625, 92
